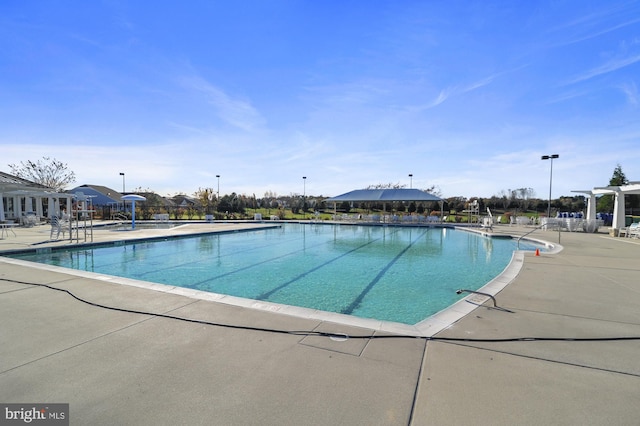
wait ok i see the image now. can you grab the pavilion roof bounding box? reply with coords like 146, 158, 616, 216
326, 188, 443, 203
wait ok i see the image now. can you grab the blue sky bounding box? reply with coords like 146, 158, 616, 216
2, 1, 639, 200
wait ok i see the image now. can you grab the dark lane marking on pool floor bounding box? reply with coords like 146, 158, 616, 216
340, 229, 427, 316
187, 239, 333, 288
25, 232, 306, 278
254, 229, 401, 301
130, 234, 310, 279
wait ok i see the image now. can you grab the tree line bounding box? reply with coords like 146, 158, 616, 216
8, 157, 639, 218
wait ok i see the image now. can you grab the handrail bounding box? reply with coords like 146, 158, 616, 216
456, 289, 498, 307
456, 289, 513, 313
111, 212, 128, 222
516, 223, 546, 249
517, 219, 563, 248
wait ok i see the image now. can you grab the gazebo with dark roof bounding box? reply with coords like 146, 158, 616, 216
326, 188, 443, 203
325, 188, 444, 218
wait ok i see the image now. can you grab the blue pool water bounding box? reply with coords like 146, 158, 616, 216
9, 224, 537, 324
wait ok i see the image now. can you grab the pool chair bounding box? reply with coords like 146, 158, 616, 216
627, 223, 640, 238
50, 215, 67, 240
21, 213, 39, 227
619, 226, 628, 237
481, 217, 493, 230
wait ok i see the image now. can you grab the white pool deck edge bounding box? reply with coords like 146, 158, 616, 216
0, 224, 557, 337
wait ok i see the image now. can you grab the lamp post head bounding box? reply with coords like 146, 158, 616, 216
541, 154, 559, 160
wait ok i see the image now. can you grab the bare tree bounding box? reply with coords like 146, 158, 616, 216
9, 156, 76, 191
516, 187, 536, 211
366, 182, 406, 189
497, 190, 511, 210
365, 182, 441, 195
195, 187, 217, 214
422, 184, 442, 197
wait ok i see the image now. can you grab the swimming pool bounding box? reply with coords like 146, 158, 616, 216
8, 223, 538, 325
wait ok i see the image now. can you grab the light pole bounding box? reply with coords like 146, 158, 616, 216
216, 175, 220, 202
119, 172, 125, 193
409, 173, 413, 189
541, 154, 559, 219
302, 176, 307, 219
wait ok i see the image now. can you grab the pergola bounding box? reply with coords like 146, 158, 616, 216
325, 188, 444, 216
572, 181, 640, 231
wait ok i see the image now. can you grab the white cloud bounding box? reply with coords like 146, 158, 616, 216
409, 72, 499, 111
178, 75, 267, 131
566, 53, 640, 85
618, 81, 639, 105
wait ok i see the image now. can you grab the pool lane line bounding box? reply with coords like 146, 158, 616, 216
129, 233, 308, 279
341, 229, 428, 316
27, 231, 310, 283
254, 229, 402, 301
187, 238, 334, 288
105, 232, 307, 278
185, 225, 393, 289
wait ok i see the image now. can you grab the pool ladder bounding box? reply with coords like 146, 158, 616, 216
456, 289, 513, 313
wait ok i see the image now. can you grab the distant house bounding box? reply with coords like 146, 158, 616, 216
131, 192, 175, 210
68, 184, 123, 207
170, 195, 202, 209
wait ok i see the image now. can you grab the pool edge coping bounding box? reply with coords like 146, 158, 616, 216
0, 225, 560, 337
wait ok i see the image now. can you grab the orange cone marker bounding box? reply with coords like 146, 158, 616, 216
535, 248, 540, 256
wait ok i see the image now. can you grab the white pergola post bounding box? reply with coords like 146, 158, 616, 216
36, 197, 43, 218
572, 191, 598, 221
612, 190, 625, 230
25, 196, 34, 213
586, 193, 596, 221
66, 195, 73, 216
48, 196, 55, 218
0, 193, 5, 222
13, 195, 22, 219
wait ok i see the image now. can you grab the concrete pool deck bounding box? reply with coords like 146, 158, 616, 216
1, 222, 639, 425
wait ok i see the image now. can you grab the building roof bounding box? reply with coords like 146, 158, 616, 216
326, 188, 443, 203
69, 184, 123, 205
171, 195, 201, 207
0, 171, 50, 191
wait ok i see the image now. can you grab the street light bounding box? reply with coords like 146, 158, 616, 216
302, 176, 307, 219
408, 173, 413, 189
541, 154, 559, 219
119, 172, 125, 193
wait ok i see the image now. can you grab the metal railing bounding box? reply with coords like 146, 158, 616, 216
456, 289, 513, 313
516, 223, 548, 249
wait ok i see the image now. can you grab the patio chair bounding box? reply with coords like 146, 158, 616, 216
627, 223, 640, 238
481, 217, 493, 230
50, 215, 67, 240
